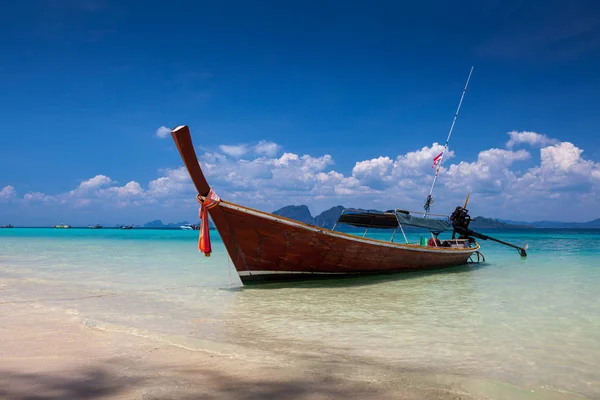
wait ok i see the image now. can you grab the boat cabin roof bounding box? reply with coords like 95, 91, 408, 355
336, 208, 453, 232
337, 210, 399, 229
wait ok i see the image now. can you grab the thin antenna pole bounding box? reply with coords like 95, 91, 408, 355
424, 66, 474, 216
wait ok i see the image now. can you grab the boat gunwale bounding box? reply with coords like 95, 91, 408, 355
216, 200, 479, 255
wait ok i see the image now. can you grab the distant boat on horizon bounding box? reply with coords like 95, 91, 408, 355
89, 224, 103, 229
1, 224, 14, 228
53, 224, 71, 229
180, 223, 199, 230
120, 224, 134, 230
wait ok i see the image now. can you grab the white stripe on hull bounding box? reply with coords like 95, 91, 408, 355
238, 270, 354, 277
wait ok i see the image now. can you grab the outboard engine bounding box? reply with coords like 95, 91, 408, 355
449, 206, 472, 234
449, 205, 528, 257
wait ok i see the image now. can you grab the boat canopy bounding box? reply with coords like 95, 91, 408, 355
394, 212, 452, 232
336, 208, 453, 232
337, 210, 399, 229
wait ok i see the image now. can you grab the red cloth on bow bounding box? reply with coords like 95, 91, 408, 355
197, 189, 221, 257
198, 203, 211, 256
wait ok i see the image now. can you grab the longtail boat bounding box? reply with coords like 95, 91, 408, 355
170, 68, 527, 285
170, 125, 527, 285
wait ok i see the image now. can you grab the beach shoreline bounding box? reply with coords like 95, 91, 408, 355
1, 228, 598, 400
2, 302, 591, 400
1, 302, 482, 400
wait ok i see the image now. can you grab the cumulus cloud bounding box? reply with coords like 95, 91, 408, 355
23, 192, 58, 204
155, 126, 171, 139
99, 181, 144, 198
4, 130, 600, 222
254, 140, 281, 157
391, 143, 452, 177
218, 140, 283, 158
445, 148, 530, 193
147, 167, 192, 198
218, 144, 249, 158
506, 130, 559, 148
76, 175, 114, 190
516, 142, 600, 193
24, 192, 46, 202
350, 143, 452, 190
352, 157, 393, 188
0, 185, 16, 200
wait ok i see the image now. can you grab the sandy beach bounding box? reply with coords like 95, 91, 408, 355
1, 302, 490, 400
2, 228, 598, 400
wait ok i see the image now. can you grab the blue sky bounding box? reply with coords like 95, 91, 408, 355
1, 0, 600, 225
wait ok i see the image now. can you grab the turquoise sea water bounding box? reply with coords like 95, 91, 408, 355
1, 228, 599, 398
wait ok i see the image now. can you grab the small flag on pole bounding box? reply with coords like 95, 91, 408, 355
432, 152, 443, 168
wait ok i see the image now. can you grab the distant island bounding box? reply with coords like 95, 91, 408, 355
144, 220, 192, 229
273, 205, 344, 229
271, 205, 600, 229
142, 206, 600, 230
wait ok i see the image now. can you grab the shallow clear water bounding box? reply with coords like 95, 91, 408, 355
1, 228, 599, 398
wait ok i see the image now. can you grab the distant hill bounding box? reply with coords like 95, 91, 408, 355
144, 219, 192, 228
273, 205, 345, 229
314, 205, 345, 229
272, 205, 314, 225
271, 206, 545, 230
580, 219, 600, 228
499, 218, 600, 229
146, 209, 600, 231
470, 217, 532, 229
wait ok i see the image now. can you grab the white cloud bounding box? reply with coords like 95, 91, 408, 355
24, 192, 45, 202
506, 130, 559, 148
216, 140, 282, 159
392, 143, 451, 176
352, 157, 393, 185
99, 181, 144, 198
0, 185, 16, 200
4, 130, 600, 222
218, 144, 249, 158
477, 148, 531, 166
516, 142, 600, 193
540, 142, 587, 172
155, 126, 171, 139
23, 192, 58, 204
77, 175, 114, 191
351, 144, 452, 189
254, 140, 281, 157
147, 167, 193, 198
444, 148, 530, 193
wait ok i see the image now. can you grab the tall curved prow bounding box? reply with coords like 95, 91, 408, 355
171, 125, 211, 197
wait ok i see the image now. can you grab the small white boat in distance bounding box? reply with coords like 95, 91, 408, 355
53, 224, 71, 229
180, 223, 194, 230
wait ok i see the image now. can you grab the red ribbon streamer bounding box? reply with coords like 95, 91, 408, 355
196, 190, 220, 257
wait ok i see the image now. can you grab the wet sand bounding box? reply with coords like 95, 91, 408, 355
0, 303, 488, 400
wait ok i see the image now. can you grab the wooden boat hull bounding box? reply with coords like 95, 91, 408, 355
210, 201, 477, 284
170, 125, 478, 285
